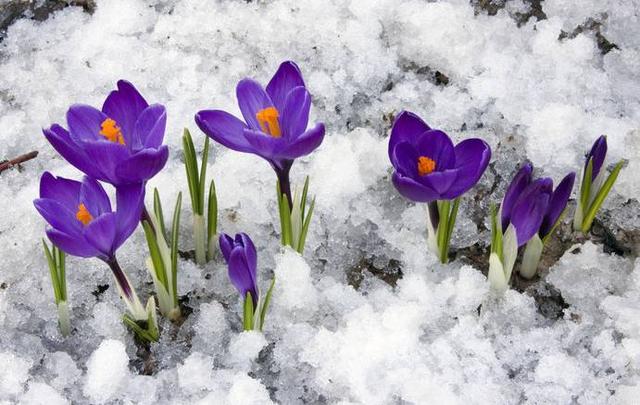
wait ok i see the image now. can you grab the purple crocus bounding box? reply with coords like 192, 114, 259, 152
34, 172, 145, 307
43, 80, 169, 186
500, 163, 575, 246
586, 135, 607, 181
389, 111, 491, 202
195, 61, 325, 206
219, 233, 258, 309
34, 172, 144, 260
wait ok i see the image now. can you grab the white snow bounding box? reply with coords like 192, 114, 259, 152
0, 0, 639, 403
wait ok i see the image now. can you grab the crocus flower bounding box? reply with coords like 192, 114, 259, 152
219, 233, 258, 309
586, 135, 607, 181
195, 61, 325, 205
389, 111, 491, 203
34, 172, 144, 260
43, 80, 169, 186
500, 163, 575, 246
34, 172, 147, 319
574, 135, 624, 233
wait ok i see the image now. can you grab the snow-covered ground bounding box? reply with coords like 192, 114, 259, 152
0, 0, 639, 403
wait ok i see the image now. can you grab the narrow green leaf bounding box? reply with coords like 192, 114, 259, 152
300, 176, 310, 221
243, 292, 254, 331
281, 194, 292, 247
298, 197, 315, 254
171, 193, 182, 307
259, 277, 276, 331
276, 182, 286, 245
441, 197, 460, 262
198, 136, 210, 215
436, 200, 450, 263
579, 158, 593, 214
582, 160, 624, 232
183, 128, 201, 215
542, 207, 566, 245
142, 221, 168, 289
207, 179, 217, 242
43, 240, 62, 303
56, 246, 67, 301
153, 188, 167, 239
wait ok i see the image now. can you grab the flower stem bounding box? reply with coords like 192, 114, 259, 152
274, 161, 293, 210
105, 257, 146, 320
57, 301, 71, 337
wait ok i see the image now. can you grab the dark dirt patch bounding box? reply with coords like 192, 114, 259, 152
0, 0, 95, 35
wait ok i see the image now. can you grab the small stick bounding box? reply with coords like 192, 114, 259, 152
0, 151, 38, 173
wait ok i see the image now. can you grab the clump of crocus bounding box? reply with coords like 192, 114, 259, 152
219, 233, 275, 331
196, 61, 324, 254
573, 135, 624, 233
43, 80, 169, 186
42, 240, 69, 337
389, 111, 491, 263
34, 172, 158, 341
488, 163, 575, 291
43, 80, 182, 321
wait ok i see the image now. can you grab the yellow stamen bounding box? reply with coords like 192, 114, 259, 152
417, 156, 436, 176
99, 118, 125, 144
255, 107, 282, 138
76, 203, 93, 226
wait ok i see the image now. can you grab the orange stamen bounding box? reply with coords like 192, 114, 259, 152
76, 203, 93, 226
255, 107, 282, 138
417, 156, 436, 176
99, 118, 125, 144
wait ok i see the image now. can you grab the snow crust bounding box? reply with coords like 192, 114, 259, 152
0, 0, 639, 403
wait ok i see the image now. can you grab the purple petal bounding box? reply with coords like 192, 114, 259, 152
79, 176, 111, 217
442, 138, 491, 199
46, 228, 99, 258
235, 233, 257, 278
509, 178, 553, 245
136, 104, 167, 150
501, 163, 533, 230
43, 125, 102, 179
388, 111, 431, 162
391, 171, 440, 202
280, 123, 325, 159
114, 183, 145, 247
67, 104, 107, 143
219, 233, 234, 263
39, 171, 81, 210
539, 172, 575, 238
115, 146, 169, 184
420, 169, 458, 195
510, 192, 550, 246
81, 140, 130, 184
266, 61, 306, 112
415, 130, 455, 170
391, 141, 420, 178
83, 213, 118, 257
587, 135, 607, 180
281, 86, 311, 139
34, 198, 83, 236
102, 80, 149, 144
236, 78, 274, 131
228, 246, 258, 308
195, 110, 253, 153
242, 128, 288, 161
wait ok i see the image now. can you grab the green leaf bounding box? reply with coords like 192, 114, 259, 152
441, 197, 460, 263
243, 292, 254, 331
142, 220, 168, 290
277, 182, 292, 247
56, 246, 67, 301
170, 193, 182, 307
43, 240, 62, 303
300, 176, 310, 221
436, 200, 450, 263
183, 128, 201, 215
490, 204, 503, 261
207, 179, 217, 243
198, 136, 210, 215
259, 277, 276, 331
153, 188, 167, 239
579, 158, 593, 214
542, 207, 566, 245
581, 160, 624, 232
298, 197, 315, 254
